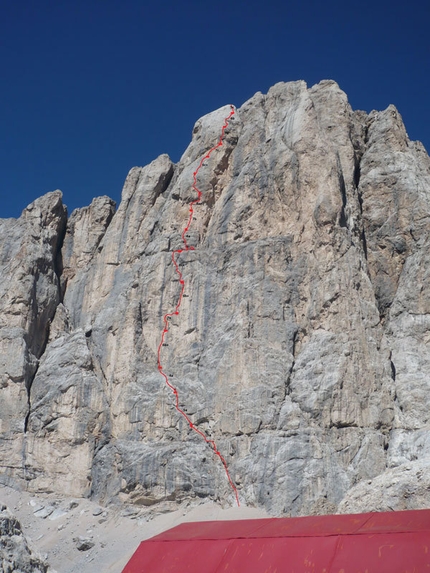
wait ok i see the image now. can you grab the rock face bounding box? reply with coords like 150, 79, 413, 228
338, 458, 430, 514
0, 504, 48, 573
1, 80, 430, 516
0, 191, 66, 489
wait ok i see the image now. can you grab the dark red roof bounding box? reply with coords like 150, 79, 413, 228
122, 508, 430, 572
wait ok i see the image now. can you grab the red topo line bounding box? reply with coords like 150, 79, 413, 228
157, 105, 240, 506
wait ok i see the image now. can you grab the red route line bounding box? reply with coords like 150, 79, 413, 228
157, 105, 240, 507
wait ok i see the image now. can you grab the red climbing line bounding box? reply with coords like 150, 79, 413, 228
157, 105, 240, 507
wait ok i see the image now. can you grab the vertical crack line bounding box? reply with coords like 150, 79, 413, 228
336, 153, 348, 229
54, 211, 67, 304
390, 359, 396, 382
23, 208, 67, 446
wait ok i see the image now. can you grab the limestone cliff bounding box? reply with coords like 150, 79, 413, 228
1, 80, 430, 516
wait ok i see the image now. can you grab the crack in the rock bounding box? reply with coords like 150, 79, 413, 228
24, 211, 68, 435
390, 358, 396, 382
336, 153, 348, 230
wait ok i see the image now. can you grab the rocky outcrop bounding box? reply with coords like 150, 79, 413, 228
0, 504, 48, 573
0, 191, 67, 489
1, 80, 430, 516
339, 458, 430, 513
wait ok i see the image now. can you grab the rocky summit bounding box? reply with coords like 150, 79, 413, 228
1, 80, 430, 523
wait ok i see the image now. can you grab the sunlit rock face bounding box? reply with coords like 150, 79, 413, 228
1, 80, 430, 516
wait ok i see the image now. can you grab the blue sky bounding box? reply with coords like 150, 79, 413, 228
1, 0, 429, 218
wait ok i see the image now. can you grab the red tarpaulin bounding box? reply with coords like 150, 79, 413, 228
122, 508, 430, 573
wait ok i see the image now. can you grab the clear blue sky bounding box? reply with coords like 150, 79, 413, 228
1, 0, 429, 218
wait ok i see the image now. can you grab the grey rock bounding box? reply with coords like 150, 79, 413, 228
24, 329, 110, 496
338, 458, 430, 513
0, 504, 48, 572
0, 191, 67, 489
48, 507, 68, 520
33, 506, 54, 519
1, 80, 430, 517
74, 536, 95, 551
30, 503, 44, 514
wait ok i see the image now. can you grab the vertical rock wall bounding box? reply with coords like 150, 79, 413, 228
1, 80, 429, 515
0, 191, 66, 489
